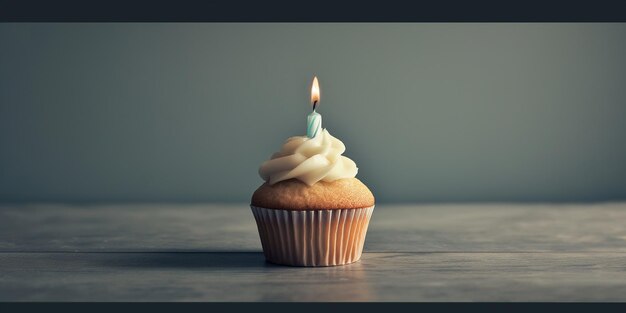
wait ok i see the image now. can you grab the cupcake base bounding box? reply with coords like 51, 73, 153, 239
250, 205, 374, 267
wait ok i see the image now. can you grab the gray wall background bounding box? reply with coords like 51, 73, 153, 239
1, 23, 625, 203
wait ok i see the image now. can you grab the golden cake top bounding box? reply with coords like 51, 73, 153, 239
251, 178, 374, 210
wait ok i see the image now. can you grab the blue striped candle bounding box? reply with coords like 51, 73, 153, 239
307, 110, 322, 138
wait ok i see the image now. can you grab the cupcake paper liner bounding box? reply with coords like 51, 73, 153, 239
250, 205, 375, 267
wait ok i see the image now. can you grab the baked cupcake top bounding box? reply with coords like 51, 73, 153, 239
252, 178, 374, 210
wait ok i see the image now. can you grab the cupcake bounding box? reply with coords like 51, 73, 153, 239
250, 77, 375, 266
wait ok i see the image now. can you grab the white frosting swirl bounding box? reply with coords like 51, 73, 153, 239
259, 129, 358, 186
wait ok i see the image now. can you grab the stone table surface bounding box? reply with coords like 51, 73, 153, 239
1, 203, 626, 301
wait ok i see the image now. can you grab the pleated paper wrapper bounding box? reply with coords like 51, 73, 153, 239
250, 205, 374, 267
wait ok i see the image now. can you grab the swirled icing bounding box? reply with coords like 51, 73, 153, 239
258, 129, 358, 185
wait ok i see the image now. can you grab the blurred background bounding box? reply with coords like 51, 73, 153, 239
1, 23, 625, 203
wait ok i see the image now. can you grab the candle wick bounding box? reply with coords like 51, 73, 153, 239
313, 100, 318, 112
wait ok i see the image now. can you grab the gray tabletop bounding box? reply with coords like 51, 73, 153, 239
1, 203, 626, 301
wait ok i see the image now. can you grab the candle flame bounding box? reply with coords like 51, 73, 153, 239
311, 76, 320, 109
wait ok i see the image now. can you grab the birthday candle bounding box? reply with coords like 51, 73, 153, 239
307, 76, 322, 138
